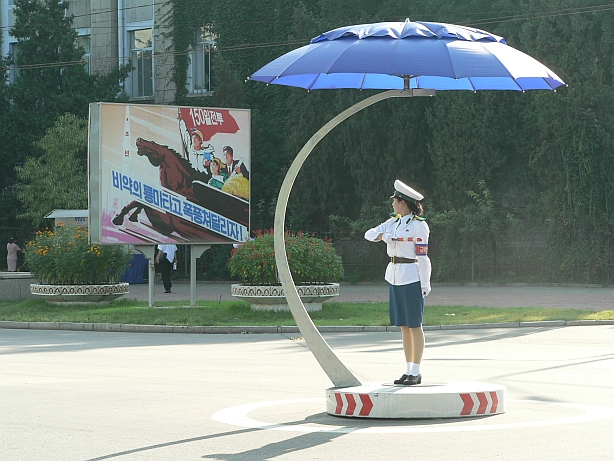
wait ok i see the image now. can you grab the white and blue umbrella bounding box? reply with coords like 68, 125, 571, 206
249, 20, 565, 389
249, 19, 565, 91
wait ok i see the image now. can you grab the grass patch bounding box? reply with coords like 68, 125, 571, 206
0, 299, 612, 327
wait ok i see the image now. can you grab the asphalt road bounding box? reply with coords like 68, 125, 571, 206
1, 326, 613, 460
2, 281, 613, 459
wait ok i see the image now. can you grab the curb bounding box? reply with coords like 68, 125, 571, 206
139, 281, 614, 288
0, 319, 612, 334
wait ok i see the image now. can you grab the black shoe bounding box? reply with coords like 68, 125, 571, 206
403, 374, 422, 386
393, 374, 409, 385
164, 290, 171, 293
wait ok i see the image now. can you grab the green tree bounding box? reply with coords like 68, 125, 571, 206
170, 0, 614, 282
428, 181, 515, 281
0, 0, 130, 229
171, 1, 319, 229
16, 114, 88, 226
497, 0, 614, 283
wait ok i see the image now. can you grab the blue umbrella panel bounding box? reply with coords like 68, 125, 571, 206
249, 20, 565, 91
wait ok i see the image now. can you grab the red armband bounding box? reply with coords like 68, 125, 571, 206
415, 244, 428, 255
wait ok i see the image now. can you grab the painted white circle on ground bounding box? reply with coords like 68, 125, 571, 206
212, 398, 614, 434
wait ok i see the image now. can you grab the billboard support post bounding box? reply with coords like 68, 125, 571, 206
134, 245, 156, 307
190, 245, 211, 307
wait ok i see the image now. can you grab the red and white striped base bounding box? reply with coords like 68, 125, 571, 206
327, 381, 506, 419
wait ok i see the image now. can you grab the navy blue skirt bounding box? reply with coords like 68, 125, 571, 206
389, 281, 424, 327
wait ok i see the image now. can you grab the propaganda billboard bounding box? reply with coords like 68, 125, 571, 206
89, 103, 250, 244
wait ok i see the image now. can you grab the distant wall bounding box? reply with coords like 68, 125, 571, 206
0, 272, 36, 301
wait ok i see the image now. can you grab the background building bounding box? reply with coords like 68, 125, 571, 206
1, 0, 214, 104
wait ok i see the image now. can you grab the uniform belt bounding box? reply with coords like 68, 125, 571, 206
390, 256, 417, 264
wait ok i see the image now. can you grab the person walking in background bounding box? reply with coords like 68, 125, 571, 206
364, 180, 431, 386
155, 244, 177, 293
7, 237, 22, 272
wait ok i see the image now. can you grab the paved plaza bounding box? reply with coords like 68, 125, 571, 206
129, 281, 614, 310
1, 324, 613, 460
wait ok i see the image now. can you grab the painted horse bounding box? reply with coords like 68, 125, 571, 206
111, 138, 210, 240
112, 201, 201, 239
111, 200, 231, 242
112, 137, 248, 237
135, 137, 210, 201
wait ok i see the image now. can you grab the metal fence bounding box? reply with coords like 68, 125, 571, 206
2, 225, 550, 283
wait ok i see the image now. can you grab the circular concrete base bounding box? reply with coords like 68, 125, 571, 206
327, 381, 506, 419
30, 283, 129, 304
231, 283, 339, 311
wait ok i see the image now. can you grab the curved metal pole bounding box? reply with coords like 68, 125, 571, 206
274, 89, 434, 387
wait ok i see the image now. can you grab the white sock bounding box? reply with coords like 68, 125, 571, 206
406, 362, 414, 375
411, 362, 421, 376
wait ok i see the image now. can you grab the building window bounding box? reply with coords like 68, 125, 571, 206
8, 43, 19, 83
129, 28, 153, 97
76, 35, 91, 74
187, 27, 215, 94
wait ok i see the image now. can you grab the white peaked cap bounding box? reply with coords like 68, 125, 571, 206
390, 180, 424, 202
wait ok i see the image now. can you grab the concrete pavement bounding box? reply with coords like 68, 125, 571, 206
127, 280, 614, 310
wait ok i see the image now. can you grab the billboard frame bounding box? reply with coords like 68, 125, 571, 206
88, 102, 251, 246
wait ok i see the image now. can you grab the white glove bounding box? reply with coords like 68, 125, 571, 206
422, 286, 431, 297
381, 233, 393, 244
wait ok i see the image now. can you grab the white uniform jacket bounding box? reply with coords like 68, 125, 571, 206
364, 214, 432, 291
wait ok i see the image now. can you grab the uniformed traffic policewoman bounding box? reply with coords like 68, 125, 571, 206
364, 180, 432, 385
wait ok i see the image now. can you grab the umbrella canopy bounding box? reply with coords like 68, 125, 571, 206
249, 19, 565, 91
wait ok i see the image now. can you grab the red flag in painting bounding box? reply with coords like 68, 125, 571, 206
179, 107, 240, 141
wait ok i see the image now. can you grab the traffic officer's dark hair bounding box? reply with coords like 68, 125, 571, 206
395, 197, 424, 216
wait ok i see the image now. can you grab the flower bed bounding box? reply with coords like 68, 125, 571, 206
228, 230, 344, 311
228, 230, 344, 285
24, 225, 132, 285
